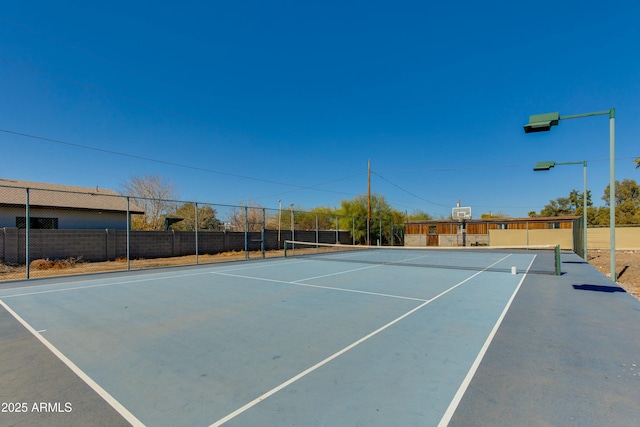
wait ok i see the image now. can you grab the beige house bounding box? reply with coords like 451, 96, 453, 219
0, 178, 144, 230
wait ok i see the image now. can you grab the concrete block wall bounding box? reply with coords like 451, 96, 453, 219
0, 228, 352, 264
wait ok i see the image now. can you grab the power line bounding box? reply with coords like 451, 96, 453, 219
0, 129, 361, 197
371, 170, 451, 208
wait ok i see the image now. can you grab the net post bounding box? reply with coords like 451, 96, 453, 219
284, 241, 288, 258
555, 245, 561, 275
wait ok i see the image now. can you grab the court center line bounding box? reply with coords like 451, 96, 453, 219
210, 271, 428, 302
437, 254, 537, 426
208, 254, 512, 427
0, 298, 145, 427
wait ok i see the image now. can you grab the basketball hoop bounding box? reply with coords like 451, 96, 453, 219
451, 206, 472, 221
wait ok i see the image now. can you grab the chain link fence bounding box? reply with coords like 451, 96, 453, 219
0, 184, 405, 282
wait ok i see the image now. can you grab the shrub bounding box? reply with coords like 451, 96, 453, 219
30, 257, 84, 270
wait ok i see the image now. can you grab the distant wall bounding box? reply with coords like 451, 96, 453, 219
489, 229, 574, 249
587, 227, 640, 250
404, 227, 639, 251
0, 228, 351, 264
404, 234, 426, 246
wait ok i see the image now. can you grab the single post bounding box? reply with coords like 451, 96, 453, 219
25, 188, 30, 279
367, 159, 371, 245
583, 162, 588, 259
244, 205, 249, 260
391, 223, 395, 246
278, 199, 282, 250
609, 110, 616, 280
352, 216, 355, 245
290, 204, 294, 254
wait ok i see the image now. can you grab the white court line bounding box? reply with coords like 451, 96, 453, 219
0, 270, 214, 299
437, 254, 537, 427
212, 258, 314, 273
0, 258, 307, 298
0, 298, 145, 427
210, 271, 429, 302
208, 254, 512, 427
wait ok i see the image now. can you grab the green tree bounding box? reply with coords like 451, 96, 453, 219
602, 179, 640, 224
338, 194, 403, 245
539, 197, 572, 217
407, 210, 432, 221
481, 211, 509, 219
591, 206, 611, 226
293, 206, 337, 230
170, 203, 222, 230
534, 189, 591, 218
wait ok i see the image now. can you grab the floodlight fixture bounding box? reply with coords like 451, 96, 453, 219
524, 112, 560, 133
533, 161, 555, 171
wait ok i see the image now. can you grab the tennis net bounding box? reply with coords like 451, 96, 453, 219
283, 241, 562, 275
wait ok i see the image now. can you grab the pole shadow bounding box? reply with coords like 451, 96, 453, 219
572, 284, 626, 293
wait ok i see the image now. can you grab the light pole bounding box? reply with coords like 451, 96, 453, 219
524, 108, 616, 281
534, 161, 588, 259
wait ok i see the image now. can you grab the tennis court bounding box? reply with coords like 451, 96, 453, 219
1, 244, 639, 426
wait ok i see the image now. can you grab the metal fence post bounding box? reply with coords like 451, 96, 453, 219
25, 188, 30, 279
352, 216, 355, 245
290, 205, 295, 253
244, 205, 249, 259
391, 223, 394, 246
126, 196, 131, 271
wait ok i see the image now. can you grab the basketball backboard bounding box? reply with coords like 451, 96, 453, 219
451, 206, 471, 220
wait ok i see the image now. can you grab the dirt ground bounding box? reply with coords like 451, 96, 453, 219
2, 249, 639, 300
587, 250, 640, 299
0, 250, 287, 282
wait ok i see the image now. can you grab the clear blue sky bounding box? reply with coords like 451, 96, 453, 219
1, 1, 639, 219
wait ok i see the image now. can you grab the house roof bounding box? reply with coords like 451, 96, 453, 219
0, 178, 145, 214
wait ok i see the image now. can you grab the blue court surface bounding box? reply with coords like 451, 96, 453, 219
1, 248, 639, 426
